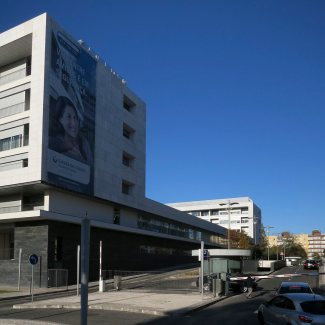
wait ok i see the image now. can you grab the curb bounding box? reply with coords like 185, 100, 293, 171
12, 295, 230, 317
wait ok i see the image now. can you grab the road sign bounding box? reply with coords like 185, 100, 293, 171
29, 254, 38, 265
203, 249, 209, 260
280, 252, 284, 256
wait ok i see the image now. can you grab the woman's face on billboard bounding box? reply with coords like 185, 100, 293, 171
59, 105, 79, 139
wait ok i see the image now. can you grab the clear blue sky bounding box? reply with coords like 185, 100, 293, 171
1, 1, 324, 236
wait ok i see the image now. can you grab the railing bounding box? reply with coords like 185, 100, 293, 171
102, 270, 198, 292
0, 248, 14, 260
48, 269, 68, 289
0, 203, 44, 214
0, 66, 31, 87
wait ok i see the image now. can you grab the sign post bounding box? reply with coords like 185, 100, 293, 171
29, 254, 38, 303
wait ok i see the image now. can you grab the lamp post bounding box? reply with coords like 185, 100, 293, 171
263, 225, 274, 260
219, 200, 239, 249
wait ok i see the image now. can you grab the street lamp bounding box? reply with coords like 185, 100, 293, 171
273, 232, 282, 261
219, 200, 239, 249
263, 225, 274, 260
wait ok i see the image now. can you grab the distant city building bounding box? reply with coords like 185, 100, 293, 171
308, 230, 325, 259
267, 230, 325, 259
166, 197, 262, 244
267, 232, 309, 254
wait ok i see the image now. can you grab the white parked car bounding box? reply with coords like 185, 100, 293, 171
258, 293, 325, 325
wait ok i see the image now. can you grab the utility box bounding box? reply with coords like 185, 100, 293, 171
216, 279, 225, 296
114, 275, 121, 290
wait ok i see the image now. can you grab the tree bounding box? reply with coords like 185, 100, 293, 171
312, 253, 321, 261
223, 229, 252, 249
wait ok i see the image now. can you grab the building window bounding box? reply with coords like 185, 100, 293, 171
201, 211, 209, 216
196, 231, 202, 241
122, 180, 134, 195
123, 123, 135, 140
190, 211, 200, 217
211, 210, 218, 215
122, 151, 135, 168
113, 208, 120, 225
123, 155, 130, 166
0, 228, 14, 260
54, 237, 63, 261
122, 183, 129, 194
123, 128, 130, 139
123, 95, 136, 113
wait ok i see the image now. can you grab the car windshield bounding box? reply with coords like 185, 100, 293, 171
279, 286, 312, 294
300, 301, 325, 315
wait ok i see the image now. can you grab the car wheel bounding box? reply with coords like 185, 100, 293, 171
258, 312, 264, 325
240, 285, 248, 293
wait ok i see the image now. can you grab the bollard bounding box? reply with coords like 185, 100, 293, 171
114, 275, 121, 290
99, 279, 105, 292
212, 279, 217, 297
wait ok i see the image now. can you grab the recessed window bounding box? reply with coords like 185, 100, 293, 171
123, 155, 130, 166
122, 183, 129, 195
201, 211, 209, 216
123, 95, 136, 113
122, 180, 134, 195
123, 123, 135, 140
113, 208, 120, 225
122, 151, 135, 168
123, 128, 130, 139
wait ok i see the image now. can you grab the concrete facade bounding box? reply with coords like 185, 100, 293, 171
0, 14, 227, 287
166, 197, 262, 244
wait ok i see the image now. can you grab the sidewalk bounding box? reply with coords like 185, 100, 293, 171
0, 268, 279, 317
12, 290, 226, 317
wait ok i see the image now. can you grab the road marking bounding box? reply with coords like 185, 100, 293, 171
254, 310, 258, 313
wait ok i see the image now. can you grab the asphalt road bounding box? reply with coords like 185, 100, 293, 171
0, 266, 323, 325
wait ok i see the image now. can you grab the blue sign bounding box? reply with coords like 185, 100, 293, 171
203, 249, 209, 260
29, 254, 38, 265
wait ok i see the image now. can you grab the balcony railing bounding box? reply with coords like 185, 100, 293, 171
0, 66, 31, 87
0, 203, 44, 214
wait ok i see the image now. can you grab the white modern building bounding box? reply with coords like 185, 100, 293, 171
0, 13, 227, 287
166, 197, 262, 244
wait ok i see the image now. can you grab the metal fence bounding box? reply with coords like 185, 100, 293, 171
48, 269, 68, 289
102, 270, 199, 292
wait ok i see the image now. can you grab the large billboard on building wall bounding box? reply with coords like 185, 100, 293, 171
47, 21, 96, 195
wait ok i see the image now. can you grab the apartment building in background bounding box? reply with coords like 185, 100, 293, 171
166, 197, 262, 244
0, 14, 227, 287
308, 230, 325, 259
267, 232, 309, 254
267, 231, 325, 259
